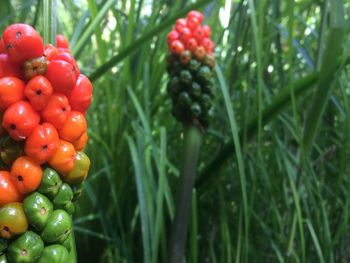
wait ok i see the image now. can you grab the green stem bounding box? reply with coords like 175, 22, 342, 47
168, 125, 202, 263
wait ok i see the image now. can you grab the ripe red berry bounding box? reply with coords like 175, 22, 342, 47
167, 30, 179, 44
0, 77, 25, 110
0, 38, 5, 53
201, 38, 215, 53
24, 75, 53, 111
56, 34, 69, 49
193, 27, 205, 42
0, 54, 22, 79
186, 17, 200, 30
51, 52, 80, 79
186, 38, 198, 52
2, 101, 40, 141
175, 18, 187, 32
170, 40, 185, 55
44, 44, 59, 61
178, 27, 192, 43
202, 25, 211, 38
45, 60, 77, 93
2, 23, 43, 65
67, 74, 93, 113
41, 93, 71, 129
24, 122, 59, 164
187, 11, 204, 23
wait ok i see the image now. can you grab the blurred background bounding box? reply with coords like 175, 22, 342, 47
1, 0, 350, 262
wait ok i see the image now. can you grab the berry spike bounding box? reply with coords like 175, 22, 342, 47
166, 10, 215, 130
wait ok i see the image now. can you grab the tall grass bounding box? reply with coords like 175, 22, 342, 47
1, 0, 350, 262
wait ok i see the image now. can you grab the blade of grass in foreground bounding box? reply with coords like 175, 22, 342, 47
215, 64, 248, 261
302, 0, 345, 153
196, 71, 319, 189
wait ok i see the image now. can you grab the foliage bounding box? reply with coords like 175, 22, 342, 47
1, 0, 350, 262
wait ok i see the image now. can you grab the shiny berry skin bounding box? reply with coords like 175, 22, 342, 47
24, 123, 60, 164
2, 23, 43, 65
44, 44, 59, 61
0, 171, 22, 207
0, 54, 22, 79
56, 34, 69, 49
48, 140, 76, 175
24, 75, 53, 111
58, 111, 87, 143
2, 101, 40, 141
186, 38, 198, 52
170, 40, 185, 55
187, 10, 204, 23
52, 52, 80, 79
202, 25, 211, 38
10, 156, 42, 194
41, 93, 71, 129
0, 202, 28, 239
167, 30, 179, 45
186, 17, 200, 30
45, 60, 77, 93
178, 27, 192, 43
201, 38, 215, 53
67, 74, 93, 112
175, 18, 187, 31
22, 56, 48, 80
0, 77, 25, 110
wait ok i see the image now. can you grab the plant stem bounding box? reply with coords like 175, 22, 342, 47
168, 125, 202, 263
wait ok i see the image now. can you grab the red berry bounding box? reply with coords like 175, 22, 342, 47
201, 38, 215, 53
45, 60, 77, 93
24, 122, 60, 164
0, 38, 5, 53
56, 34, 69, 49
170, 40, 185, 55
2, 23, 43, 65
178, 27, 192, 43
0, 54, 22, 79
193, 27, 205, 41
24, 75, 53, 111
52, 52, 80, 79
44, 44, 59, 61
187, 11, 204, 23
67, 74, 93, 113
2, 101, 40, 141
0, 77, 25, 110
202, 25, 211, 38
186, 17, 200, 30
175, 18, 187, 31
41, 93, 71, 129
167, 30, 179, 44
186, 38, 198, 52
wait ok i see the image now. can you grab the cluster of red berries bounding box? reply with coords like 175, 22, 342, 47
166, 11, 215, 128
167, 10, 214, 63
0, 23, 92, 203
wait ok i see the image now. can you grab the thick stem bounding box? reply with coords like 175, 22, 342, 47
168, 125, 202, 263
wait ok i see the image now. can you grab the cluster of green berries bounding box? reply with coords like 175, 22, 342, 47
166, 10, 215, 128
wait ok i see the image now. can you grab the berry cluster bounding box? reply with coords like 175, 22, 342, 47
166, 11, 215, 128
0, 23, 92, 262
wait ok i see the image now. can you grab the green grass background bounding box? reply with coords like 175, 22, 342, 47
2, 0, 350, 262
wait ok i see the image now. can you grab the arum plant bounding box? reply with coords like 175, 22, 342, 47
166, 10, 215, 263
